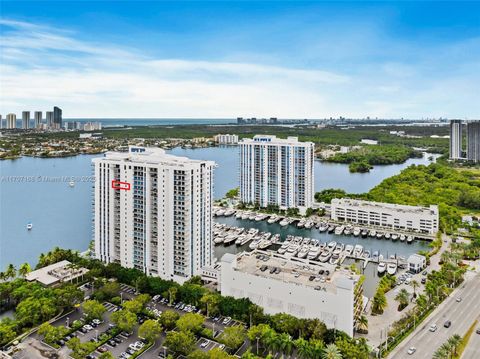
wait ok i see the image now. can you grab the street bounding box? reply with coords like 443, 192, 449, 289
389, 273, 480, 358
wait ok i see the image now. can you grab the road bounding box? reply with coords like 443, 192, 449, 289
389, 273, 480, 359
461, 316, 480, 359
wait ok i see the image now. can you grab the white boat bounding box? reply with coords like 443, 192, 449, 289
327, 225, 336, 233
223, 235, 237, 246
377, 262, 387, 275
318, 250, 332, 262
296, 245, 310, 259
387, 263, 397, 275
407, 235, 414, 244
267, 215, 279, 224
332, 243, 345, 255
249, 238, 262, 250
327, 241, 337, 251
372, 251, 379, 260
27, 222, 33, 230
353, 244, 364, 257
307, 246, 322, 260
318, 223, 328, 232
376, 232, 384, 239
363, 250, 371, 259
235, 212, 243, 219
329, 254, 340, 265
248, 214, 256, 220
279, 218, 289, 227
399, 234, 406, 242
361, 229, 368, 238
393, 234, 400, 241
369, 230, 377, 238
344, 225, 353, 235
384, 233, 391, 240
69, 181, 75, 187
297, 219, 306, 228
344, 244, 354, 256
353, 227, 361, 236
241, 212, 250, 220
334, 226, 345, 235
224, 209, 235, 217
216, 209, 225, 217
214, 236, 225, 245
304, 221, 314, 229
285, 244, 300, 258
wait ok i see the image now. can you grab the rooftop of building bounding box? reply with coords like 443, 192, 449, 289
239, 135, 314, 146
26, 260, 89, 287
331, 198, 438, 215
407, 253, 426, 264
222, 251, 359, 294
93, 146, 216, 167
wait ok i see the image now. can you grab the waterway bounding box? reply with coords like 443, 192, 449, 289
0, 147, 436, 269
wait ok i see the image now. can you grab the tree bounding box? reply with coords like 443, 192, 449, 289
111, 309, 137, 333
168, 286, 178, 304
278, 332, 294, 356
139, 319, 163, 343
371, 289, 387, 314
356, 315, 368, 333
0, 319, 17, 345
176, 313, 204, 334
82, 300, 106, 321
304, 318, 327, 340
219, 325, 247, 350
123, 299, 143, 314
159, 310, 180, 330
5, 264, 16, 280
415, 294, 428, 310
395, 289, 410, 311
188, 350, 210, 359
447, 334, 462, 356
38, 322, 69, 345
165, 330, 196, 355
98, 353, 115, 359
294, 338, 312, 359
322, 343, 342, 359
200, 292, 220, 317
18, 263, 32, 278
225, 188, 239, 199
411, 280, 419, 298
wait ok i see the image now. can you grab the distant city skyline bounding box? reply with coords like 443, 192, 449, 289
1, 1, 479, 118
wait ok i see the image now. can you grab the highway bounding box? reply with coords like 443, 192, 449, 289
389, 273, 480, 359
461, 316, 480, 359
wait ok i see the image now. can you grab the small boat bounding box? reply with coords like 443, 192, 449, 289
69, 181, 75, 187
326, 241, 337, 251
363, 250, 371, 259
223, 235, 237, 246
392, 234, 400, 242
361, 229, 368, 238
333, 243, 345, 255
297, 219, 306, 228
267, 215, 280, 224
224, 209, 235, 217
407, 235, 414, 244
387, 263, 397, 275
344, 225, 353, 235
329, 254, 340, 265
307, 246, 322, 260
318, 250, 332, 262
399, 234, 406, 242
216, 209, 225, 217
377, 262, 387, 275
279, 218, 289, 227
285, 244, 300, 258
241, 212, 250, 220
297, 245, 310, 259
369, 230, 377, 238
327, 225, 336, 233
235, 212, 243, 219
376, 232, 384, 239
353, 227, 361, 237
344, 244, 354, 256
384, 233, 391, 240
248, 214, 256, 221
27, 222, 33, 230
334, 226, 345, 235
372, 251, 379, 261
304, 221, 314, 229
214, 236, 225, 245
353, 244, 364, 257
249, 237, 262, 250
318, 223, 328, 232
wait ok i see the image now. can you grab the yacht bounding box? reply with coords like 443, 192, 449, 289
224, 209, 235, 217
241, 212, 250, 220
353, 227, 361, 237
318, 223, 328, 232
297, 245, 310, 259
363, 250, 371, 259
361, 229, 368, 238
384, 233, 391, 240
235, 212, 243, 219
407, 235, 414, 244
277, 239, 291, 254
304, 221, 314, 229
344, 225, 353, 235
318, 250, 332, 262
334, 225, 345, 235
353, 244, 364, 257
329, 254, 340, 265
392, 234, 400, 241
216, 209, 225, 217
307, 245, 322, 260
376, 232, 384, 239
399, 234, 406, 242
344, 244, 354, 256
248, 214, 256, 220
332, 243, 345, 255
297, 219, 306, 228
377, 262, 387, 275
279, 218, 290, 227
326, 241, 337, 251
26, 222, 33, 230
327, 225, 336, 233
372, 251, 379, 261
267, 215, 280, 224
249, 237, 262, 250
214, 236, 225, 245
369, 229, 377, 238
254, 214, 267, 221
285, 244, 300, 258
387, 263, 397, 275
223, 235, 237, 246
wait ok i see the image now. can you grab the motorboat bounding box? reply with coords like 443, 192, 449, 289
69, 181, 75, 187
279, 218, 289, 227
387, 263, 397, 275
214, 236, 225, 245
285, 244, 300, 258
224, 209, 235, 217
384, 233, 391, 240
369, 230, 377, 238
223, 235, 237, 246
353, 227, 361, 237
248, 214, 256, 220
326, 241, 337, 251
344, 225, 353, 235
407, 235, 414, 244
318, 250, 332, 263
363, 250, 371, 259
332, 243, 345, 255
372, 251, 379, 261
399, 234, 406, 242
304, 221, 314, 229
235, 212, 243, 219
297, 245, 310, 259
307, 245, 322, 260
353, 244, 364, 257
241, 212, 250, 220
334, 226, 345, 235
327, 225, 336, 233
376, 232, 384, 239
329, 254, 340, 265
392, 234, 400, 242
249, 237, 262, 250
267, 215, 280, 224
361, 229, 368, 238
27, 222, 33, 230
344, 244, 354, 256
297, 219, 306, 228
377, 262, 387, 275
318, 223, 328, 232
216, 209, 225, 217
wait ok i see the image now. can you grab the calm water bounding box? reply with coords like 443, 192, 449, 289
0, 147, 435, 269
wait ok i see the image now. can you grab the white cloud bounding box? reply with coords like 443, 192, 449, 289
0, 19, 479, 119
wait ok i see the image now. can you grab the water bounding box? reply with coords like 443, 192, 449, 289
0, 147, 435, 269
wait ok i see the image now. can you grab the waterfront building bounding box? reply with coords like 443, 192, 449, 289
331, 198, 439, 234
220, 251, 363, 336
34, 111, 42, 128
214, 134, 238, 145
407, 254, 426, 273
26, 260, 89, 287
449, 120, 464, 160
46, 111, 54, 128
22, 111, 30, 129
6, 113, 16, 129
466, 121, 480, 163
93, 146, 215, 284
239, 135, 314, 214
53, 106, 62, 129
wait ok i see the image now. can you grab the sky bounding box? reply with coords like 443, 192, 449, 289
1, 1, 479, 119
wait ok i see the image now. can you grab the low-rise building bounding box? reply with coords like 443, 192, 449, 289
330, 198, 439, 234
214, 134, 238, 145
25, 260, 89, 287
407, 254, 426, 273
220, 251, 363, 336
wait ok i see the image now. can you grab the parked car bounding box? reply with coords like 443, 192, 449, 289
200, 340, 209, 348
219, 344, 225, 350
444, 321, 452, 328
114, 336, 123, 343
108, 340, 117, 347
429, 324, 437, 332
421, 278, 427, 284
222, 317, 231, 325
97, 346, 108, 353
407, 347, 416, 355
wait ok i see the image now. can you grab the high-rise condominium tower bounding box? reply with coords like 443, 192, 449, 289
449, 120, 463, 160
34, 111, 43, 128
239, 135, 314, 214
22, 111, 30, 129
466, 121, 480, 163
53, 106, 62, 129
6, 114, 16, 129
93, 146, 215, 284
46, 111, 54, 128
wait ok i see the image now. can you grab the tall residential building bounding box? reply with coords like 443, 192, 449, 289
34, 111, 43, 128
6, 114, 16, 129
93, 146, 215, 284
0, 115, 2, 129
53, 106, 62, 129
449, 120, 463, 159
46, 111, 54, 128
22, 111, 30, 129
466, 121, 480, 163
239, 135, 314, 214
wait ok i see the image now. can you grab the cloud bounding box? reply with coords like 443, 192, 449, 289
0, 18, 479, 118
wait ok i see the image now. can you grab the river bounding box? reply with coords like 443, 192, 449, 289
0, 147, 436, 269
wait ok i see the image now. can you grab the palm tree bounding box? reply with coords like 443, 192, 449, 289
278, 333, 293, 358
357, 315, 368, 333
294, 338, 311, 359
322, 343, 342, 359
18, 263, 32, 278
411, 280, 419, 298
415, 294, 428, 312
5, 264, 16, 280
395, 289, 410, 311
432, 346, 449, 359
372, 289, 387, 314
310, 339, 325, 359
0, 272, 6, 282
447, 334, 462, 356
